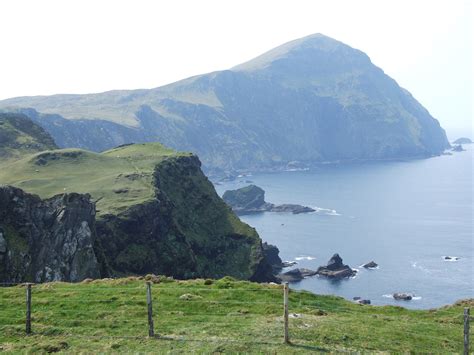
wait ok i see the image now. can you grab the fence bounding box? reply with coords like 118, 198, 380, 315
0, 280, 472, 352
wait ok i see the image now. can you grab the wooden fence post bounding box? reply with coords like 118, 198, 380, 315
25, 283, 32, 335
283, 282, 289, 344
464, 308, 470, 355
146, 282, 155, 337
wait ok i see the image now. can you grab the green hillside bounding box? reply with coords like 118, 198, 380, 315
0, 143, 184, 216
0, 277, 471, 353
0, 112, 57, 160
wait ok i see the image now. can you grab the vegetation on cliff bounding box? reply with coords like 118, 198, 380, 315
0, 115, 273, 281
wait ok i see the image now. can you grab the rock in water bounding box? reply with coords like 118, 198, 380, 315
453, 137, 472, 144
277, 268, 318, 282
451, 144, 465, 152
223, 185, 315, 215
393, 293, 413, 301
316, 253, 357, 279
362, 261, 378, 269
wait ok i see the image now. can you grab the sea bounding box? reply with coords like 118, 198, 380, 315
214, 145, 473, 309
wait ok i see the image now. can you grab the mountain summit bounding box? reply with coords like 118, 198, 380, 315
0, 34, 449, 171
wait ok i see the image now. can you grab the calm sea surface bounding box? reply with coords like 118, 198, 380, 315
215, 146, 473, 309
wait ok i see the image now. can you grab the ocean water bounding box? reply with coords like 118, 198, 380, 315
215, 146, 473, 309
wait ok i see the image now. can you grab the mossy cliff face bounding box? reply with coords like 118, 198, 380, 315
0, 153, 275, 282
0, 186, 100, 282
96, 155, 274, 281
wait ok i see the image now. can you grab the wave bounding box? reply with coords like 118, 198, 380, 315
285, 168, 310, 172
295, 256, 316, 261
310, 206, 341, 216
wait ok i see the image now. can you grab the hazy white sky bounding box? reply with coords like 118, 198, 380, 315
0, 0, 472, 137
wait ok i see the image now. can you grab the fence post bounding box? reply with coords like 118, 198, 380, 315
146, 282, 155, 337
464, 308, 470, 355
283, 282, 289, 344
25, 283, 32, 335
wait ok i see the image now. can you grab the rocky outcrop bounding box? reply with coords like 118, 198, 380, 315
0, 186, 100, 283
223, 185, 315, 215
95, 155, 276, 282
316, 254, 356, 279
453, 137, 472, 144
451, 144, 465, 152
393, 293, 413, 301
277, 268, 318, 282
362, 261, 378, 269
262, 242, 284, 272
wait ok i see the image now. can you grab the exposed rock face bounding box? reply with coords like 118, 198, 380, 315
223, 185, 315, 215
262, 242, 284, 271
316, 253, 356, 279
95, 155, 276, 282
0, 186, 100, 283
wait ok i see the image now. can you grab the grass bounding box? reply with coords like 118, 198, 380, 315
0, 143, 190, 216
0, 277, 471, 353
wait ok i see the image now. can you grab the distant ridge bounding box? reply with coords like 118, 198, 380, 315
0, 34, 449, 172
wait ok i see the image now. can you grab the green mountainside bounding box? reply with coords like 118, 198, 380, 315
0, 112, 57, 160
0, 115, 273, 282
0, 34, 449, 172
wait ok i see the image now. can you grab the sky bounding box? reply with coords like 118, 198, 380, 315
0, 0, 472, 138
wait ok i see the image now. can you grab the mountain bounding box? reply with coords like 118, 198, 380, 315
0, 34, 449, 172
0, 115, 275, 282
0, 112, 57, 159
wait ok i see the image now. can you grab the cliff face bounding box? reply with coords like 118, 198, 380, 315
95, 155, 274, 281
0, 150, 275, 283
0, 186, 100, 283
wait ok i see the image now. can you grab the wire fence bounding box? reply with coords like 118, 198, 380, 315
0, 281, 471, 352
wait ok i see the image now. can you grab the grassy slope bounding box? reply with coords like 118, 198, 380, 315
0, 113, 57, 160
0, 277, 471, 353
0, 143, 188, 216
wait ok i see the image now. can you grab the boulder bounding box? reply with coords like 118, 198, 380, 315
316, 254, 357, 279
357, 299, 371, 305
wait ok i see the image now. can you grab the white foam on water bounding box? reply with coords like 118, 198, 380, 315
310, 206, 341, 216
442, 256, 460, 262
295, 256, 316, 261
382, 294, 393, 299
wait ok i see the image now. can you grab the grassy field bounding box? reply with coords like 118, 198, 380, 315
0, 143, 189, 216
0, 277, 471, 353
